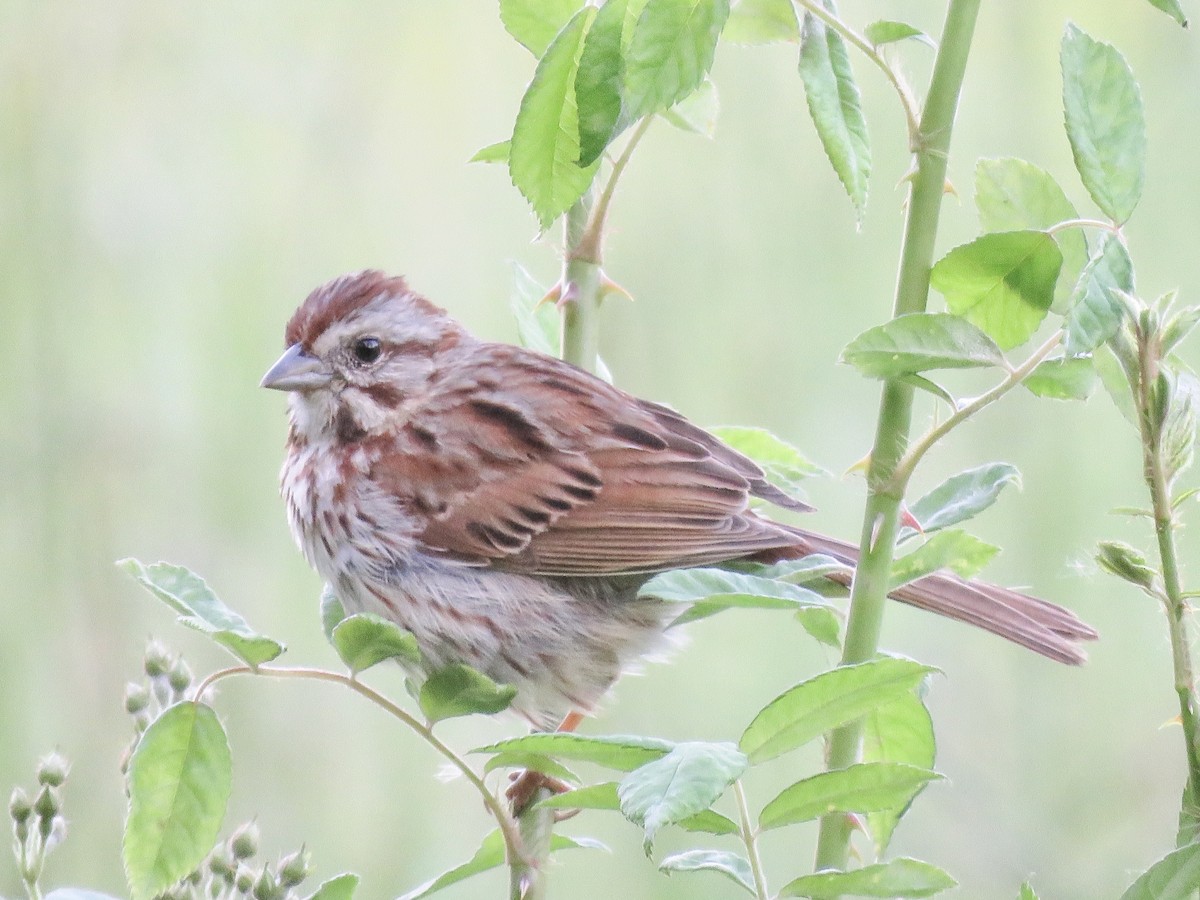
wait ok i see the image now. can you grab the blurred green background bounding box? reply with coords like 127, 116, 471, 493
3, 1, 1199, 897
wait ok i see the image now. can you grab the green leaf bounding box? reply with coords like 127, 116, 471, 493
474, 733, 675, 770
500, 0, 582, 56
639, 567, 832, 628
124, 702, 231, 900
798, 5, 870, 221
740, 657, 937, 764
398, 830, 606, 900
535, 781, 620, 810
419, 664, 516, 723
862, 690, 936, 852
1119, 841, 1200, 900
641, 567, 828, 604
679, 808, 740, 835
974, 157, 1088, 312
622, 0, 653, 52
864, 20, 935, 49
117, 559, 284, 667
901, 374, 957, 408
618, 742, 747, 852
755, 554, 853, 585
759, 762, 941, 830
1065, 233, 1134, 355
625, 0, 730, 118
509, 6, 601, 229
1180, 781, 1200, 847
892, 530, 1000, 586
1024, 357, 1097, 400
1017, 882, 1040, 900
1162, 306, 1200, 357
508, 262, 560, 356
930, 231, 1062, 350
484, 752, 580, 785
779, 858, 957, 898
331, 614, 422, 674
398, 830, 505, 900
1162, 369, 1200, 483
796, 606, 844, 648
1094, 343, 1139, 426
1096, 540, 1157, 592
1144, 0, 1188, 27
659, 849, 757, 895
1061, 24, 1146, 225
320, 586, 346, 643
841, 312, 1006, 378
723, 0, 797, 44
468, 140, 510, 164
577, 0, 629, 166
662, 77, 719, 137
306, 873, 359, 900
905, 462, 1021, 538
709, 425, 826, 495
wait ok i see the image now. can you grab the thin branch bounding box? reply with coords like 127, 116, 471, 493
887, 330, 1063, 493
576, 116, 654, 263
191, 664, 525, 868
734, 780, 770, 900
1045, 217, 1121, 237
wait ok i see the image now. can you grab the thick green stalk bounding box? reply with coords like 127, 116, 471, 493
510, 193, 604, 900
560, 194, 602, 372
813, 0, 981, 872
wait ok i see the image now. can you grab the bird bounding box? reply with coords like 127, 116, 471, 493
261, 269, 1097, 732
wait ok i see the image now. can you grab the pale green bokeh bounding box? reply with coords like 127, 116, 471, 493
3, 2, 1199, 898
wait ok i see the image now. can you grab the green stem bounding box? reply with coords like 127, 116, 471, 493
192, 665, 525, 872
577, 116, 654, 263
813, 0, 981, 874
734, 780, 770, 900
888, 331, 1062, 492
1135, 333, 1200, 841
792, 0, 921, 146
561, 195, 602, 374
19, 840, 44, 900
505, 190, 614, 899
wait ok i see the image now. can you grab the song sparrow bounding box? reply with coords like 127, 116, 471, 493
262, 270, 1096, 729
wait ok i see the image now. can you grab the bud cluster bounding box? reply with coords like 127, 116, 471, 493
9, 752, 71, 894
157, 821, 313, 900
123, 640, 196, 773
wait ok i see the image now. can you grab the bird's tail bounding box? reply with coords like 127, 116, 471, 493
772, 528, 1098, 665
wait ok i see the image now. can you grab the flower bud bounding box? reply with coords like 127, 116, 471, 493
125, 682, 151, 715
209, 848, 236, 881
168, 660, 193, 696
9, 787, 32, 825
252, 865, 281, 900
33, 785, 60, 822
277, 847, 311, 888
36, 752, 69, 788
144, 641, 172, 678
235, 868, 255, 894
229, 821, 260, 860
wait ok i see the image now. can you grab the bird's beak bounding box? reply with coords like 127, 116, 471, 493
260, 344, 331, 392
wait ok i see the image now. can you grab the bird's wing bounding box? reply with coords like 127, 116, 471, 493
370, 344, 807, 575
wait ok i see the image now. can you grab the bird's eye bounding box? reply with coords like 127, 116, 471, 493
353, 336, 381, 364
